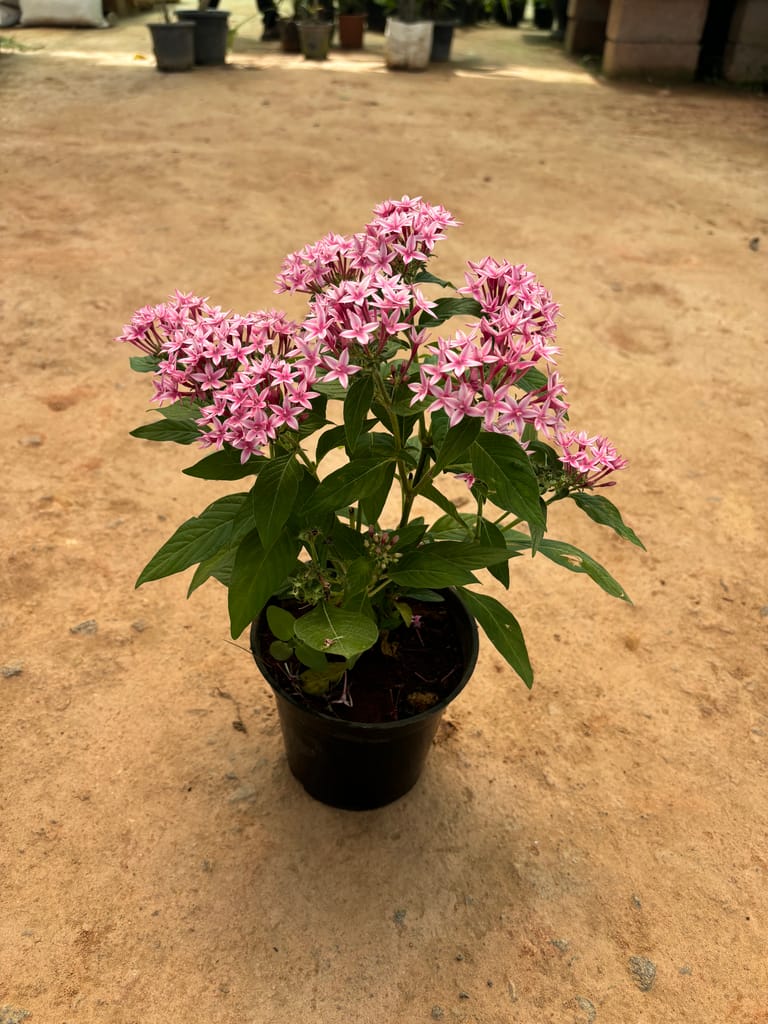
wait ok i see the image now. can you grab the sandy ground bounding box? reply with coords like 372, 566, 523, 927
1, 5, 767, 1022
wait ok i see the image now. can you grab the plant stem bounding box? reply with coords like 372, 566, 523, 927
294, 443, 319, 480
371, 370, 413, 530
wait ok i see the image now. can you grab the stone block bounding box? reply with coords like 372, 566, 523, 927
723, 41, 768, 81
567, 0, 610, 20
606, 0, 709, 45
565, 16, 607, 53
729, 0, 768, 46
603, 39, 701, 77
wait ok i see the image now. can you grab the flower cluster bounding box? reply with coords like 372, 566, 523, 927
117, 197, 626, 486
116, 294, 320, 461
275, 196, 460, 294
410, 258, 566, 441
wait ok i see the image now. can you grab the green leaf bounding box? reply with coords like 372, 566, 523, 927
314, 380, 348, 400
413, 268, 455, 289
432, 417, 482, 473
515, 367, 548, 394
352, 432, 401, 460
571, 493, 645, 549
420, 485, 473, 534
329, 522, 367, 561
250, 455, 302, 548
361, 460, 396, 524
344, 374, 374, 453
305, 458, 396, 516
294, 642, 329, 672
266, 605, 296, 641
187, 548, 235, 596
458, 589, 533, 688
422, 540, 510, 570
419, 296, 483, 328
136, 494, 249, 587
130, 419, 200, 445
129, 354, 160, 374
294, 604, 379, 658
392, 520, 427, 551
156, 399, 200, 421
471, 433, 544, 537
301, 663, 347, 695
315, 424, 347, 464
228, 531, 300, 638
389, 547, 479, 589
344, 556, 377, 600
297, 396, 328, 440
269, 640, 294, 660
538, 539, 631, 602
478, 518, 510, 589
183, 447, 264, 480
394, 599, 413, 627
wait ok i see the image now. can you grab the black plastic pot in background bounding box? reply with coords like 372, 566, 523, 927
533, 1, 553, 29
430, 21, 456, 62
250, 590, 479, 810
298, 20, 334, 60
366, 0, 387, 33
494, 0, 524, 27
176, 9, 230, 65
148, 22, 195, 71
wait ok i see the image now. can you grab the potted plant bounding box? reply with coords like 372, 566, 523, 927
176, 0, 231, 65
493, 0, 524, 27
384, 0, 433, 70
147, 3, 196, 72
296, 0, 334, 60
337, 0, 366, 49
116, 196, 642, 810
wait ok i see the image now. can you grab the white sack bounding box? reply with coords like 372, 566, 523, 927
20, 0, 107, 26
0, 3, 21, 25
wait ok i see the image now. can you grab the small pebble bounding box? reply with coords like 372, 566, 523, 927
631, 893, 642, 909
131, 620, 147, 633
551, 938, 570, 953
70, 620, 97, 635
629, 955, 657, 991
228, 785, 256, 803
0, 1009, 31, 1024
1, 663, 23, 678
19, 435, 43, 448
458, 991, 469, 1000
749, 236, 760, 251
430, 1008, 444, 1020
575, 996, 596, 1023
679, 965, 692, 976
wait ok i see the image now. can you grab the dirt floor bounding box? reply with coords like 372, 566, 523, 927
1, 4, 767, 1022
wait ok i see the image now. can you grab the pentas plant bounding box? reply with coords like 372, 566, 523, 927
117, 196, 643, 693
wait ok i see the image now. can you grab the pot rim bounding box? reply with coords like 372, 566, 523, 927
250, 587, 479, 732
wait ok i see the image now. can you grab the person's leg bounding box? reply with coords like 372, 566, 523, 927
257, 0, 280, 40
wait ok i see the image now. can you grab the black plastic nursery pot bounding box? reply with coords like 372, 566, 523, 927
250, 589, 479, 811
430, 21, 456, 62
298, 21, 334, 61
148, 22, 196, 72
176, 9, 230, 65
533, 2, 554, 29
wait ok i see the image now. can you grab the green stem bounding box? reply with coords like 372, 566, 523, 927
371, 370, 413, 530
294, 443, 319, 480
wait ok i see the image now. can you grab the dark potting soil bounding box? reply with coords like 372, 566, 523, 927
255, 600, 465, 725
